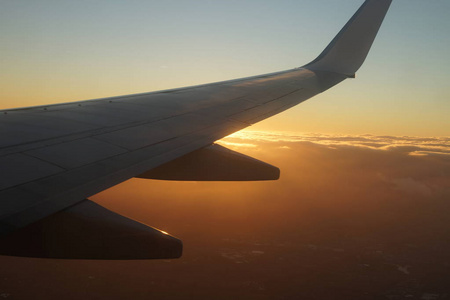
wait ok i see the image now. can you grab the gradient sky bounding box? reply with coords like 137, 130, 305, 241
1, 0, 449, 136
1, 2, 450, 298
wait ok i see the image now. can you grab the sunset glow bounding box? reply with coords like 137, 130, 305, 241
1, 0, 450, 299
222, 130, 450, 157
1, 0, 449, 136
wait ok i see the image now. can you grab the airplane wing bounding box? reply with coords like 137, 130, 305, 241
0, 0, 392, 259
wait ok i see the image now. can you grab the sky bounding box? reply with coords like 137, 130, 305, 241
1, 1, 450, 299
1, 0, 449, 136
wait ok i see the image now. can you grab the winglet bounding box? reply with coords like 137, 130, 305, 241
304, 0, 392, 77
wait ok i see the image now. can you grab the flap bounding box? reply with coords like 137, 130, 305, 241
136, 143, 280, 181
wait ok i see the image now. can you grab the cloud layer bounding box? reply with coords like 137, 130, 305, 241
3, 130, 450, 300
221, 130, 450, 158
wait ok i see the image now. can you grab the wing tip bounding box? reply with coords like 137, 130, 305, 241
303, 0, 392, 76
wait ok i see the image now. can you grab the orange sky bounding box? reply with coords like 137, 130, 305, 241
1, 1, 449, 137
1, 1, 450, 298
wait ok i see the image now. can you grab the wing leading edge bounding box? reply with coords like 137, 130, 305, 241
0, 0, 392, 259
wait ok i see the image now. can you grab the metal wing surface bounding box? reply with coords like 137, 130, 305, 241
0, 0, 392, 259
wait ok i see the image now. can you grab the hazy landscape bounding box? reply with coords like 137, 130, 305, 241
1, 131, 449, 300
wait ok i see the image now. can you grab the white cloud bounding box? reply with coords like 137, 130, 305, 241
222, 130, 450, 156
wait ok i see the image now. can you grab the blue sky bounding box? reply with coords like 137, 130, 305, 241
1, 0, 449, 136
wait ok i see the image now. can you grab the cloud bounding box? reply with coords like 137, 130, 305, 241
221, 130, 450, 157
217, 141, 258, 148
217, 130, 450, 200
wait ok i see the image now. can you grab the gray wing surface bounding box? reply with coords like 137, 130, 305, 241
0, 0, 392, 259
